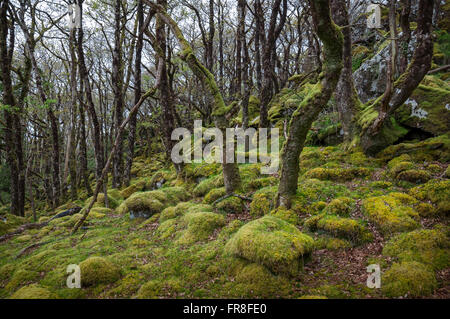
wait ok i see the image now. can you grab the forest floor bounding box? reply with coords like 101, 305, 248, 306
0, 136, 449, 299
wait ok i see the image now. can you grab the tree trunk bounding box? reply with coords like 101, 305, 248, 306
259, 0, 287, 129
276, 0, 343, 208
332, 0, 360, 143
145, 1, 242, 193
0, 0, 22, 216
124, 0, 145, 187
112, 0, 124, 188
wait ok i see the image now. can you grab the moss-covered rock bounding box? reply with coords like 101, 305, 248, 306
362, 193, 420, 236
136, 280, 162, 299
249, 187, 277, 217
394, 84, 450, 136
409, 179, 450, 214
119, 191, 164, 218
10, 284, 56, 299
159, 202, 210, 223
225, 216, 314, 276
382, 261, 437, 298
215, 196, 243, 214
397, 169, 431, 184
324, 197, 355, 216
0, 213, 26, 236
305, 214, 371, 243
193, 175, 224, 197
5, 269, 39, 291
269, 207, 299, 225
229, 262, 290, 298
378, 134, 450, 163
85, 193, 120, 209
203, 187, 226, 204
304, 167, 372, 181
176, 212, 226, 244
382, 227, 449, 270
389, 161, 415, 177
79, 257, 121, 286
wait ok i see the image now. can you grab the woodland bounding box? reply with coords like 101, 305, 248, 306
0, 0, 449, 299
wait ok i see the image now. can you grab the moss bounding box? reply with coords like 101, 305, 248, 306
395, 84, 450, 136
299, 295, 328, 299
389, 161, 415, 177
160, 186, 190, 204
176, 212, 226, 245
445, 165, 450, 178
121, 184, 138, 199
244, 177, 278, 192
378, 134, 450, 163
0, 263, 15, 282
387, 154, 412, 169
118, 191, 165, 217
324, 197, 355, 216
79, 256, 121, 286
203, 187, 226, 204
409, 179, 450, 214
304, 167, 372, 181
269, 208, 299, 225
416, 202, 435, 217
362, 193, 420, 236
10, 284, 56, 299
85, 193, 119, 209
224, 216, 314, 276
382, 262, 437, 298
291, 179, 350, 214
425, 164, 442, 174
306, 214, 371, 243
215, 196, 243, 214
397, 169, 431, 184
230, 262, 290, 298
249, 186, 277, 217
382, 227, 449, 270
0, 213, 26, 236
5, 269, 40, 291
156, 219, 178, 240
136, 280, 162, 299
193, 175, 224, 197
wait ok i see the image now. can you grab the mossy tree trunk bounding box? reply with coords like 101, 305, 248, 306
331, 0, 360, 143
357, 0, 435, 155
276, 0, 344, 208
145, 1, 241, 194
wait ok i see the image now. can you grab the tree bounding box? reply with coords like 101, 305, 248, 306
276, 0, 344, 208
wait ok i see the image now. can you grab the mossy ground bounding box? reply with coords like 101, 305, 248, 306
0, 139, 449, 299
